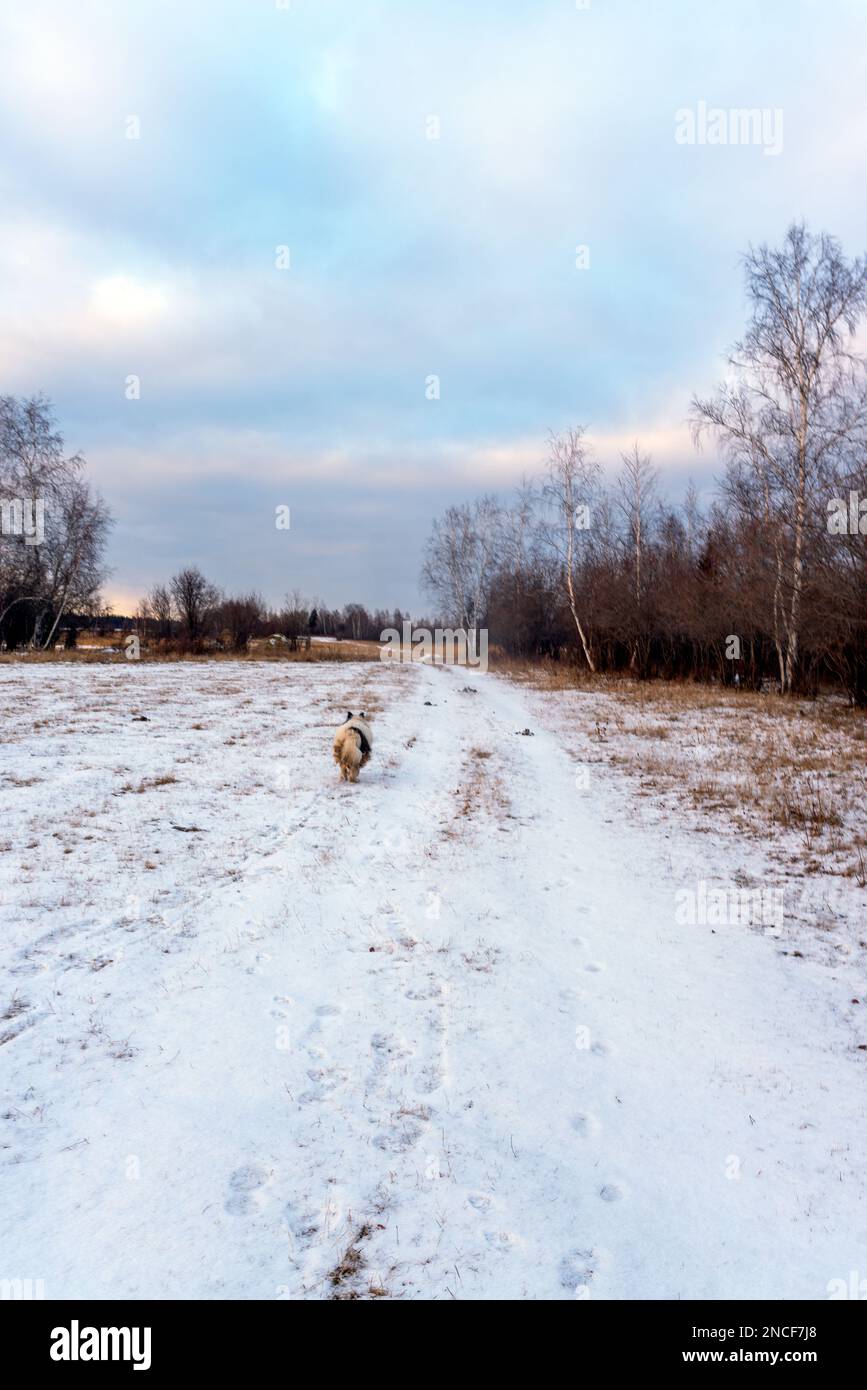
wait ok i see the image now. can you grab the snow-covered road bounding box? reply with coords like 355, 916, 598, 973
2, 659, 865, 1299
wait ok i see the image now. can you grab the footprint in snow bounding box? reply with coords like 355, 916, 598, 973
315, 1004, 341, 1017
467, 1193, 493, 1212
585, 962, 606, 973
571, 1112, 601, 1138
305, 1066, 349, 1092
559, 986, 583, 1002
225, 1164, 272, 1215
484, 1230, 517, 1249
599, 1183, 625, 1203
297, 1059, 350, 1103
373, 1122, 424, 1153
559, 1247, 600, 1292
282, 1203, 321, 1250
369, 1032, 413, 1074
416, 1064, 444, 1094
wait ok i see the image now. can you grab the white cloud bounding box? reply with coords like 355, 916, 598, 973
89, 276, 171, 331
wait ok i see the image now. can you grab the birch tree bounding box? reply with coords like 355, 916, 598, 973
421, 496, 501, 637
692, 223, 867, 693
0, 395, 111, 647
542, 427, 600, 671
616, 442, 658, 670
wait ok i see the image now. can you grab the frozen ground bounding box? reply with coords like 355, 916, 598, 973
1, 658, 866, 1300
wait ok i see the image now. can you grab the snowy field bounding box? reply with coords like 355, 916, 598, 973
2, 658, 866, 1300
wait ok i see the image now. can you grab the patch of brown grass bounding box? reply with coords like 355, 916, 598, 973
443, 747, 511, 839
117, 774, 179, 794
0, 640, 384, 666
512, 662, 867, 881
327, 1222, 391, 1300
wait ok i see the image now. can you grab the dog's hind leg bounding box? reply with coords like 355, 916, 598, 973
345, 737, 362, 783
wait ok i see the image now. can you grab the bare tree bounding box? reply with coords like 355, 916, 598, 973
692, 223, 867, 692
541, 427, 600, 671
170, 567, 219, 642
614, 442, 659, 673
421, 497, 501, 638
280, 589, 310, 648
617, 443, 658, 612
147, 583, 174, 639
0, 395, 111, 648
216, 592, 266, 650
41, 475, 112, 648
341, 601, 368, 642
134, 596, 152, 640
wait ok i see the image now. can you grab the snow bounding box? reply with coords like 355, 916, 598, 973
1, 658, 866, 1300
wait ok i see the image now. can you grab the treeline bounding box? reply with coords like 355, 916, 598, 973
134, 572, 420, 651
6, 223, 866, 699
422, 225, 867, 704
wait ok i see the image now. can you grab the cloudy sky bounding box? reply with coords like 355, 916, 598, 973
2, 0, 866, 613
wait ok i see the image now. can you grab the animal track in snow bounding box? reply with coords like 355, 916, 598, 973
599, 1183, 625, 1203
467, 1193, 493, 1212
297, 1058, 350, 1104
484, 1230, 517, 1249
415, 1063, 444, 1094
244, 951, 272, 977
559, 1247, 600, 1292
224, 1164, 272, 1215
282, 1202, 321, 1249
305, 1066, 348, 1093
559, 986, 586, 1010
372, 1121, 424, 1152
297, 1088, 322, 1105
571, 1112, 601, 1137
585, 961, 606, 973
370, 1031, 407, 1058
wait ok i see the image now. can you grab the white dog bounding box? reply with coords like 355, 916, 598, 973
333, 711, 373, 783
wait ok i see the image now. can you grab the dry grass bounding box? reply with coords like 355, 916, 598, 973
0, 638, 385, 666
116, 774, 179, 795
501, 659, 867, 882
443, 745, 511, 839
326, 1222, 392, 1300
1, 993, 29, 1022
